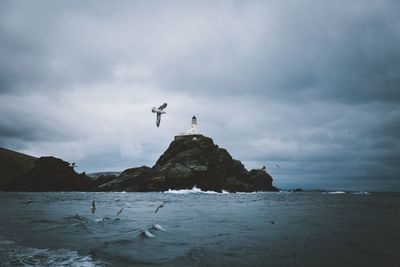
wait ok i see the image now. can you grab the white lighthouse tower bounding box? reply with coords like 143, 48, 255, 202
175, 115, 202, 140
191, 115, 197, 134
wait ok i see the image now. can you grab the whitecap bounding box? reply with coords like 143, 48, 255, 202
152, 224, 166, 231
325, 191, 346, 194
143, 230, 155, 238
164, 186, 229, 194
2, 245, 101, 266
95, 217, 111, 222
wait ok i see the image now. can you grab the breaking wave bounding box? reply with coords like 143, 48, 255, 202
0, 239, 103, 267
164, 186, 229, 194
324, 191, 346, 194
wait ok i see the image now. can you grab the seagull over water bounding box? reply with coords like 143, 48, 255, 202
155, 201, 168, 213
116, 207, 124, 216
152, 103, 167, 127
91, 200, 96, 214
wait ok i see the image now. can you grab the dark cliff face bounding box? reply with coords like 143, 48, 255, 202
7, 157, 92, 192
97, 166, 164, 192
98, 135, 278, 192
0, 147, 37, 190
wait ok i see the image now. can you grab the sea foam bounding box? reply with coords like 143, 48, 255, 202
0, 242, 101, 267
325, 191, 346, 194
164, 186, 229, 194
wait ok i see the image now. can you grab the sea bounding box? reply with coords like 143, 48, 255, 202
0, 188, 399, 267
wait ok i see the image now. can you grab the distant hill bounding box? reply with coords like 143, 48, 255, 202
0, 147, 37, 189
1, 147, 91, 192
7, 156, 92, 192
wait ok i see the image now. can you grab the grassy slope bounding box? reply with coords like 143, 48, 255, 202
0, 147, 37, 188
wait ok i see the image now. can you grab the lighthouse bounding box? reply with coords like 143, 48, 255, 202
191, 115, 197, 134
175, 115, 203, 140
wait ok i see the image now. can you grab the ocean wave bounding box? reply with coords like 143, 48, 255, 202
94, 217, 112, 223
151, 223, 166, 232
164, 186, 229, 194
0, 241, 103, 267
351, 191, 370, 195
234, 191, 265, 195
324, 191, 346, 194
143, 230, 155, 238
0, 239, 15, 246
63, 215, 90, 222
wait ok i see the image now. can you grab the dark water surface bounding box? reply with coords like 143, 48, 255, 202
0, 190, 399, 266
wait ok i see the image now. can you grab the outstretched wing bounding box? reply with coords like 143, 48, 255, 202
117, 207, 124, 216
91, 201, 96, 214
156, 113, 161, 127
155, 203, 164, 213
158, 103, 167, 110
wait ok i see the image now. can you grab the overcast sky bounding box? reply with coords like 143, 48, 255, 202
1, 0, 399, 191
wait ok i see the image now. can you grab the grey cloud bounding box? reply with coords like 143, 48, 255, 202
2, 1, 399, 102
156, 1, 400, 103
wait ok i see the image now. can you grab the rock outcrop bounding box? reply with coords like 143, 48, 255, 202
97, 135, 279, 192
1, 135, 280, 193
290, 188, 303, 192
6, 156, 92, 192
0, 147, 37, 190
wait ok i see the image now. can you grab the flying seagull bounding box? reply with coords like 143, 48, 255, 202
275, 163, 281, 168
152, 103, 167, 127
155, 201, 167, 213
117, 207, 124, 216
91, 200, 96, 214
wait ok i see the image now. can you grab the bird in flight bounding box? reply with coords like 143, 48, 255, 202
91, 200, 96, 214
152, 103, 167, 127
116, 207, 124, 216
275, 163, 281, 168
155, 201, 168, 213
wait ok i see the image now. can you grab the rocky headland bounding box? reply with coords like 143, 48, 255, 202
1, 135, 278, 192
96, 135, 278, 192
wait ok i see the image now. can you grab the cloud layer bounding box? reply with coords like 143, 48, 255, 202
1, 0, 399, 191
